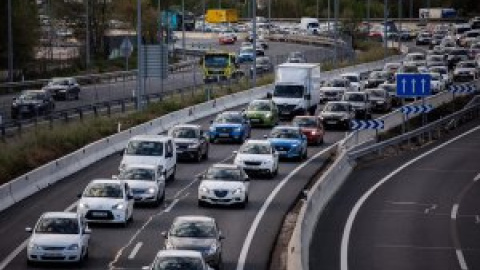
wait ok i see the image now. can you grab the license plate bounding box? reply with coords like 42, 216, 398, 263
92, 212, 107, 217
326, 121, 337, 125
46, 252, 63, 257
219, 133, 230, 137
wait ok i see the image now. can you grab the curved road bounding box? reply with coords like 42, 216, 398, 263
310, 119, 480, 270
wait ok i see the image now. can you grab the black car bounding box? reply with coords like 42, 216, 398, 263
365, 71, 390, 88
42, 77, 81, 100
169, 124, 209, 162
11, 90, 55, 119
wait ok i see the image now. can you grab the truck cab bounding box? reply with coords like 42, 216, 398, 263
202, 52, 241, 83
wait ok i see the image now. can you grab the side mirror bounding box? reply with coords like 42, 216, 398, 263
12, 97, 17, 101
210, 120, 214, 124
127, 194, 134, 200
84, 228, 92, 234
25, 227, 33, 233
161, 231, 168, 238
77, 193, 82, 198
233, 150, 238, 154
245, 177, 250, 182
219, 233, 225, 240
266, 92, 272, 99
196, 174, 203, 180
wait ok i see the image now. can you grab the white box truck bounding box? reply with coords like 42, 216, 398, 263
300, 17, 320, 35
272, 63, 321, 118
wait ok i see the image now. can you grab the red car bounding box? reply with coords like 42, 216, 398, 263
292, 116, 325, 145
219, 33, 236, 45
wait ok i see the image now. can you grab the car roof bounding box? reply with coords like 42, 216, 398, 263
294, 115, 318, 119
174, 215, 215, 223
172, 124, 201, 129
244, 139, 272, 145
326, 101, 351, 105
155, 249, 204, 259
219, 111, 242, 115
341, 72, 360, 77
273, 125, 299, 130
124, 164, 157, 170
129, 135, 171, 142
22, 89, 46, 94
90, 179, 124, 185
41, 212, 78, 219
211, 163, 241, 169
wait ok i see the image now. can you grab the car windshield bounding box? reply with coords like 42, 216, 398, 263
126, 141, 163, 156
270, 128, 301, 139
118, 168, 155, 181
248, 101, 270, 111
324, 103, 349, 112
204, 55, 229, 68
293, 118, 317, 128
35, 218, 79, 234
273, 85, 304, 98
83, 183, 123, 198
239, 143, 272, 154
327, 80, 346, 87
215, 114, 243, 124
205, 167, 242, 181
457, 62, 476, 68
431, 73, 441, 80
170, 221, 216, 238
153, 257, 204, 270
344, 93, 366, 102
450, 49, 467, 55
430, 67, 447, 74
402, 66, 418, 73
240, 48, 254, 54
369, 72, 387, 80
19, 92, 44, 101
342, 75, 359, 82
48, 79, 70, 86
409, 55, 425, 61
428, 56, 444, 62
367, 90, 385, 98
171, 128, 198, 139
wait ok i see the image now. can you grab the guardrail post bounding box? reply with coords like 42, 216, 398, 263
121, 101, 126, 113
93, 105, 98, 117
63, 112, 69, 123
77, 108, 83, 120
106, 103, 111, 116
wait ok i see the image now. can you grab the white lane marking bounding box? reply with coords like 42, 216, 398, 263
456, 249, 469, 270
236, 144, 336, 270
165, 198, 180, 213
127, 242, 143, 260
0, 200, 78, 270
474, 173, 480, 182
340, 124, 480, 270
451, 204, 460, 220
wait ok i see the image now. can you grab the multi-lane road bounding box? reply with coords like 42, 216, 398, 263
310, 118, 480, 270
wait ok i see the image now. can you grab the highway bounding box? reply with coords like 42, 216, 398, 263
0, 40, 331, 121
0, 100, 349, 270
309, 119, 480, 270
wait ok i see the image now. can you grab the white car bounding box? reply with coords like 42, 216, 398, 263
144, 250, 214, 270
340, 72, 364, 91
77, 179, 134, 226
320, 78, 353, 102
114, 164, 166, 206
119, 135, 177, 182
429, 72, 446, 94
233, 140, 279, 179
198, 164, 250, 208
403, 52, 427, 67
26, 212, 90, 265
429, 66, 451, 85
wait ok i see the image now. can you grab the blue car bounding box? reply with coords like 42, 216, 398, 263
266, 126, 308, 160
209, 111, 251, 143
238, 48, 255, 63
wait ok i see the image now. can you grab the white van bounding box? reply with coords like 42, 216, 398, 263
119, 135, 177, 182
300, 17, 320, 35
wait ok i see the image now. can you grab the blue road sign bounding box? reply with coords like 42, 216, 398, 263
351, 119, 384, 130
396, 73, 432, 97
449, 84, 477, 94
400, 104, 433, 115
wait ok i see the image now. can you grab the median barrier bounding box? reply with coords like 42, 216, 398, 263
0, 184, 14, 212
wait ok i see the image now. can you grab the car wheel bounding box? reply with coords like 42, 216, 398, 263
75, 92, 80, 100
198, 200, 207, 207
26, 258, 35, 266
83, 246, 89, 260
168, 166, 176, 182
195, 151, 202, 162
240, 195, 249, 208
302, 148, 308, 160
155, 189, 165, 206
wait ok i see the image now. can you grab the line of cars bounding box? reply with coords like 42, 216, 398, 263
11, 77, 81, 119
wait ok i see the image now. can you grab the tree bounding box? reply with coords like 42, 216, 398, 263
0, 0, 39, 72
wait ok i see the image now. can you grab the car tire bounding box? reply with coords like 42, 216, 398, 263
239, 195, 248, 209
195, 151, 202, 162
302, 148, 308, 160
198, 200, 207, 208
155, 189, 165, 206
75, 92, 80, 100
26, 258, 35, 266
168, 166, 176, 182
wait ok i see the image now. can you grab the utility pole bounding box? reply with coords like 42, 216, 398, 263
218, 0, 221, 9
7, 0, 13, 82
252, 0, 257, 88
398, 0, 402, 51
203, 0, 206, 32
327, 0, 331, 34
384, 0, 388, 62
136, 0, 144, 110
334, 0, 339, 66
268, 0, 272, 23
85, 0, 90, 68
367, 0, 371, 34
316, 0, 319, 20
182, 0, 186, 60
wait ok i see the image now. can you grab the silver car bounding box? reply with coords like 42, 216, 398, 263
162, 216, 224, 269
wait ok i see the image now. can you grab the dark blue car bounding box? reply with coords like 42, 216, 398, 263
209, 111, 251, 143
266, 126, 308, 160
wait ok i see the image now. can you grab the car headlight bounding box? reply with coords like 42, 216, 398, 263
112, 203, 125, 210
206, 243, 218, 255
234, 127, 242, 132
200, 186, 210, 193
59, 89, 67, 92
66, 244, 79, 251
291, 144, 299, 148
265, 113, 272, 118
376, 101, 385, 104
188, 142, 200, 149
311, 131, 318, 135
232, 188, 244, 195
165, 241, 175, 250
341, 115, 349, 121
209, 126, 216, 132
78, 202, 89, 209
147, 187, 156, 194
28, 243, 41, 250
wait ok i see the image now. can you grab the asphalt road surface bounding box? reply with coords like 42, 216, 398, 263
310, 119, 480, 270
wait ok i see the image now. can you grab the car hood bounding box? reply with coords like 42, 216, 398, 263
272, 97, 303, 105
14, 100, 43, 105
43, 85, 67, 90
320, 112, 348, 118
168, 237, 216, 250
235, 153, 272, 162
211, 123, 242, 129
79, 197, 124, 209
30, 234, 80, 247
123, 180, 158, 190
174, 138, 198, 145
346, 101, 367, 108
121, 156, 163, 168
369, 96, 386, 102
200, 180, 245, 190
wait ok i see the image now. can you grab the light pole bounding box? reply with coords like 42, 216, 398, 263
316, 0, 319, 20
327, 0, 331, 34
182, 0, 186, 60
7, 0, 13, 82
398, 0, 402, 50
410, 0, 413, 18
268, 0, 272, 23
218, 0, 221, 9
251, 0, 257, 88
367, 0, 370, 34
334, 0, 338, 66
85, 0, 90, 68
384, 0, 388, 62
136, 0, 144, 110
203, 0, 206, 32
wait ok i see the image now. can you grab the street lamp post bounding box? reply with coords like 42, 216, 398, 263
334, 0, 339, 66
327, 0, 331, 34
367, 0, 371, 33
384, 0, 388, 62
182, 0, 186, 60
251, 0, 257, 88
7, 0, 13, 82
398, 0, 402, 50
136, 0, 144, 110
85, 0, 90, 68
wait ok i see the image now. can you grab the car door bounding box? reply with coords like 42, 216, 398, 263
167, 140, 176, 177
124, 183, 134, 216
80, 218, 90, 250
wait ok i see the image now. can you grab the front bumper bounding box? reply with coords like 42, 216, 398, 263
236, 161, 274, 176
209, 131, 244, 142
79, 209, 127, 223
247, 115, 274, 126
176, 147, 200, 160
27, 248, 82, 263
322, 118, 350, 129
198, 190, 246, 205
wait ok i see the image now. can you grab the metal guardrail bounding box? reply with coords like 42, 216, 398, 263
265, 34, 344, 47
